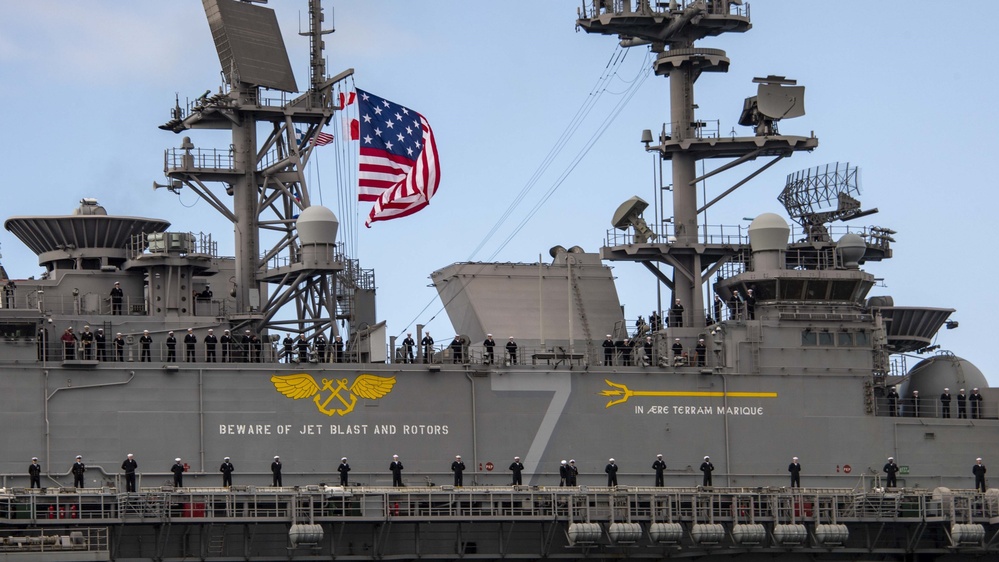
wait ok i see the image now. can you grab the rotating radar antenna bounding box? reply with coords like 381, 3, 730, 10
778, 162, 878, 241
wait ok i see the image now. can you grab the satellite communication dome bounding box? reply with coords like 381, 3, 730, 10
836, 232, 866, 268
901, 355, 988, 396
748, 213, 789, 253
296, 205, 338, 245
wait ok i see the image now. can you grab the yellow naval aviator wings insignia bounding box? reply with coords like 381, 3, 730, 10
271, 373, 396, 416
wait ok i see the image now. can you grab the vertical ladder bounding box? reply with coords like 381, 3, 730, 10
569, 266, 595, 363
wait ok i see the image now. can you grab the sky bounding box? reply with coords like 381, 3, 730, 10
1, 1, 996, 384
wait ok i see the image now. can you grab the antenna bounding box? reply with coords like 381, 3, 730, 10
779, 163, 878, 241
612, 197, 658, 244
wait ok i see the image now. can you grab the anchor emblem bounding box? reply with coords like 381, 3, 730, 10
599, 379, 777, 408
271, 373, 396, 416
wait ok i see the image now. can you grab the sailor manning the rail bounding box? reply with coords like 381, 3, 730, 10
788, 456, 801, 488
509, 456, 524, 486
121, 453, 138, 493
883, 457, 899, 488
605, 458, 618, 487
271, 456, 283, 486
940, 388, 952, 418
700, 456, 714, 487
220, 457, 234, 487
71, 455, 85, 488
390, 455, 404, 487
652, 454, 666, 487
973, 458, 987, 493
886, 386, 900, 417
338, 457, 350, 486
451, 455, 465, 487
29, 457, 41, 489
171, 458, 184, 487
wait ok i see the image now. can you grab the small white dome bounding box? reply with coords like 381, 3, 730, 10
296, 206, 338, 245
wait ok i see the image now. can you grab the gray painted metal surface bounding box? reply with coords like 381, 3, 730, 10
0, 0, 995, 559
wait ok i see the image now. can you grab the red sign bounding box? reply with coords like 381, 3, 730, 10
485, 462, 494, 471
843, 464, 852, 474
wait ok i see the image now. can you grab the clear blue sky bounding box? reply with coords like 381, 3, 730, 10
1, 1, 995, 384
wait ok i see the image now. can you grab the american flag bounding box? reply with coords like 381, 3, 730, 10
354, 89, 440, 227
314, 131, 334, 146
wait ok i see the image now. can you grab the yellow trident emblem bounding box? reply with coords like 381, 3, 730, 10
599, 379, 777, 408
271, 373, 396, 416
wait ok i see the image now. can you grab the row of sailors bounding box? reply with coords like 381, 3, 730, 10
56, 326, 350, 363
885, 386, 985, 419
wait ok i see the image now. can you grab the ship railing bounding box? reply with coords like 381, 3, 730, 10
0, 526, 108, 554
164, 147, 235, 173
0, 487, 996, 524
874, 395, 994, 420
606, 223, 886, 254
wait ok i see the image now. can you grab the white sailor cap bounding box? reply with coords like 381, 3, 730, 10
675, 338, 680, 341
455, 455, 461, 458
609, 458, 615, 462
514, 456, 520, 460
509, 336, 514, 339
127, 453, 133, 457
569, 459, 575, 463
657, 454, 663, 458
487, 333, 492, 337
393, 454, 399, 458
274, 455, 280, 459
974, 387, 980, 391
944, 388, 949, 391
76, 455, 82, 459
341, 457, 347, 461
888, 456, 894, 460
187, 328, 193, 332
977, 457, 983, 461
168, 331, 174, 335
175, 458, 181, 462
32, 457, 38, 461
224, 456, 230, 460
606, 334, 612, 338
793, 456, 799, 460
561, 460, 567, 465
704, 456, 710, 460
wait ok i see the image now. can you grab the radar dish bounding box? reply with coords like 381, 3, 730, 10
611, 196, 657, 244
778, 162, 878, 240
757, 84, 805, 120
204, 0, 298, 93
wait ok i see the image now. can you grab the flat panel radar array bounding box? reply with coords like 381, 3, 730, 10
203, 0, 298, 93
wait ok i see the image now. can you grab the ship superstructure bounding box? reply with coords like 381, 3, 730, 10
0, 1, 995, 560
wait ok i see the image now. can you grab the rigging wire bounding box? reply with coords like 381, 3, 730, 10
396, 47, 654, 336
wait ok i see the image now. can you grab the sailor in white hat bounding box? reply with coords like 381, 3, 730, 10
72, 455, 86, 488
390, 455, 404, 487
559, 460, 569, 487
653, 454, 667, 487
451, 454, 466, 487
171, 458, 185, 487
510, 456, 525, 485
122, 453, 139, 492
973, 457, 987, 492
338, 456, 351, 486
605, 457, 619, 487
883, 456, 899, 488
29, 457, 41, 489
789, 456, 801, 488
271, 455, 283, 487
700, 456, 714, 487
220, 456, 235, 487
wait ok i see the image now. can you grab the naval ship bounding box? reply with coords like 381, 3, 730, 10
0, 0, 995, 559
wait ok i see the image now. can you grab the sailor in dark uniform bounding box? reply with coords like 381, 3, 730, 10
338, 457, 350, 486
109, 281, 123, 315
643, 336, 654, 366
121, 453, 138, 492
220, 457, 234, 487
745, 288, 757, 319
886, 386, 899, 417
282, 334, 295, 363
672, 338, 684, 366
603, 335, 615, 366
296, 334, 310, 363
970, 388, 983, 419
271, 456, 282, 486
315, 332, 328, 362
165, 331, 177, 362
250, 334, 262, 362
652, 454, 666, 487
567, 460, 578, 486
113, 332, 125, 362
421, 333, 434, 362
204, 329, 218, 362
451, 455, 465, 486
241, 330, 252, 362
219, 330, 232, 362
940, 388, 952, 418
883, 457, 899, 488
95, 328, 107, 361
713, 294, 723, 323
509, 456, 524, 485
788, 456, 801, 487
700, 456, 714, 486
695, 338, 706, 367
61, 327, 77, 360
559, 460, 568, 486
139, 330, 152, 362
605, 458, 619, 486
80, 325, 94, 359
183, 328, 197, 362
506, 337, 518, 365
29, 457, 41, 489
620, 338, 634, 366
402, 333, 416, 363
390, 455, 404, 487
171, 458, 185, 487
973, 457, 987, 493
482, 334, 496, 364
957, 388, 967, 418
450, 335, 464, 364
910, 390, 920, 418
333, 335, 345, 363
72, 455, 86, 488
670, 298, 684, 327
